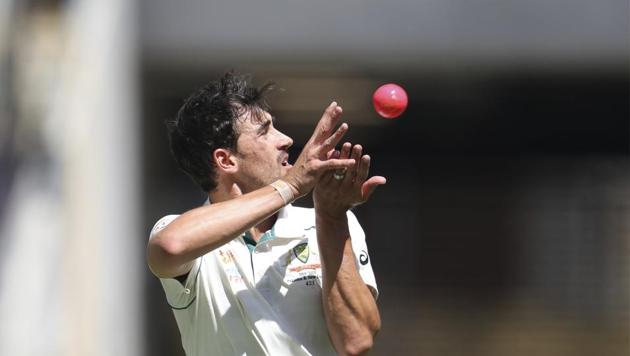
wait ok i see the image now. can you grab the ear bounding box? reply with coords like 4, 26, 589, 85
213, 148, 238, 174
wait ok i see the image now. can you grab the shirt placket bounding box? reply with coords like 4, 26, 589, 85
251, 241, 272, 284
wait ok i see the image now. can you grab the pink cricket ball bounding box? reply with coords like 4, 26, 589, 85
372, 83, 408, 119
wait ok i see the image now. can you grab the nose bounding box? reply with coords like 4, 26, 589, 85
278, 130, 293, 151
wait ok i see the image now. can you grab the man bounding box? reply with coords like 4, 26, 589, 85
147, 72, 385, 356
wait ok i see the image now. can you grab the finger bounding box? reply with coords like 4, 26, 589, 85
322, 123, 348, 151
318, 158, 356, 171
339, 142, 352, 159
328, 149, 347, 184
355, 154, 371, 185
326, 149, 339, 160
350, 144, 363, 162
361, 176, 387, 201
348, 144, 363, 181
320, 167, 335, 185
312, 102, 343, 143
322, 151, 341, 185
336, 143, 353, 185
339, 145, 361, 187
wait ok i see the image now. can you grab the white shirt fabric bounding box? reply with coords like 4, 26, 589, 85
150, 204, 378, 356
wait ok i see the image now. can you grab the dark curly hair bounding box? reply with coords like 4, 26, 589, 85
166, 72, 275, 192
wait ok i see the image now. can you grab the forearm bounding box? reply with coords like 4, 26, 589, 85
316, 212, 381, 356
147, 184, 286, 278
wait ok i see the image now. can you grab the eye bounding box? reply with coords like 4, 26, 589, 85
258, 120, 272, 136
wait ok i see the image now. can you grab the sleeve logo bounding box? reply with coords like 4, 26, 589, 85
359, 250, 369, 265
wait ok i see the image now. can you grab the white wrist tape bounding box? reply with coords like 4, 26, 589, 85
270, 180, 295, 205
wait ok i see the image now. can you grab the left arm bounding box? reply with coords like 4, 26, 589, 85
314, 142, 386, 356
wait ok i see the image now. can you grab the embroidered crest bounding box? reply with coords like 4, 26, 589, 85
293, 242, 309, 263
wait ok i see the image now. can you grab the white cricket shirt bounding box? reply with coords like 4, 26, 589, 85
150, 204, 378, 356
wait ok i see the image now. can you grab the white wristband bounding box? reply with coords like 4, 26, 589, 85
270, 179, 295, 205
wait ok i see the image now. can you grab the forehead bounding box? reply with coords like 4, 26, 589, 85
235, 108, 273, 132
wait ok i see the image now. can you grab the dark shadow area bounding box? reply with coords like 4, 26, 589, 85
142, 65, 628, 356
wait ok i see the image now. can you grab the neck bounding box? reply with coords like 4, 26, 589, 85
208, 181, 279, 242
208, 179, 244, 203
251, 215, 278, 241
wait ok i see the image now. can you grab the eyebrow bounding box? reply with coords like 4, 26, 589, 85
257, 117, 272, 135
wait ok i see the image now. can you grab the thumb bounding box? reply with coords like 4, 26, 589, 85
361, 176, 386, 201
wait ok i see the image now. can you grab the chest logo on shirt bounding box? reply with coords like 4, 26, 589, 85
293, 242, 309, 263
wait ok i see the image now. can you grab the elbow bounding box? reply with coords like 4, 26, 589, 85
343, 336, 374, 356
370, 311, 382, 336
153, 231, 187, 256
343, 322, 380, 356
146, 232, 187, 278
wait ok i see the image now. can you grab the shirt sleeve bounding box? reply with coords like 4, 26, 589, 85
159, 258, 203, 310
347, 210, 379, 299
149, 215, 202, 310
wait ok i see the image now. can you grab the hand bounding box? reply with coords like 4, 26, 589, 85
283, 102, 356, 198
313, 142, 386, 218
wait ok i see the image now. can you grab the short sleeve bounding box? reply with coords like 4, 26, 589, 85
160, 257, 203, 310
149, 215, 202, 309
347, 210, 379, 299
150, 215, 179, 237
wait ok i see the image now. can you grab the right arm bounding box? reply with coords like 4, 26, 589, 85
147, 102, 354, 278
147, 185, 289, 278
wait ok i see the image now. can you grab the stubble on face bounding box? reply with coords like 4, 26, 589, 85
231, 110, 289, 193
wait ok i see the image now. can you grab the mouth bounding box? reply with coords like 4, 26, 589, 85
281, 154, 291, 168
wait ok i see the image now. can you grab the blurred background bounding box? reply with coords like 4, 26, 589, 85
0, 0, 628, 355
